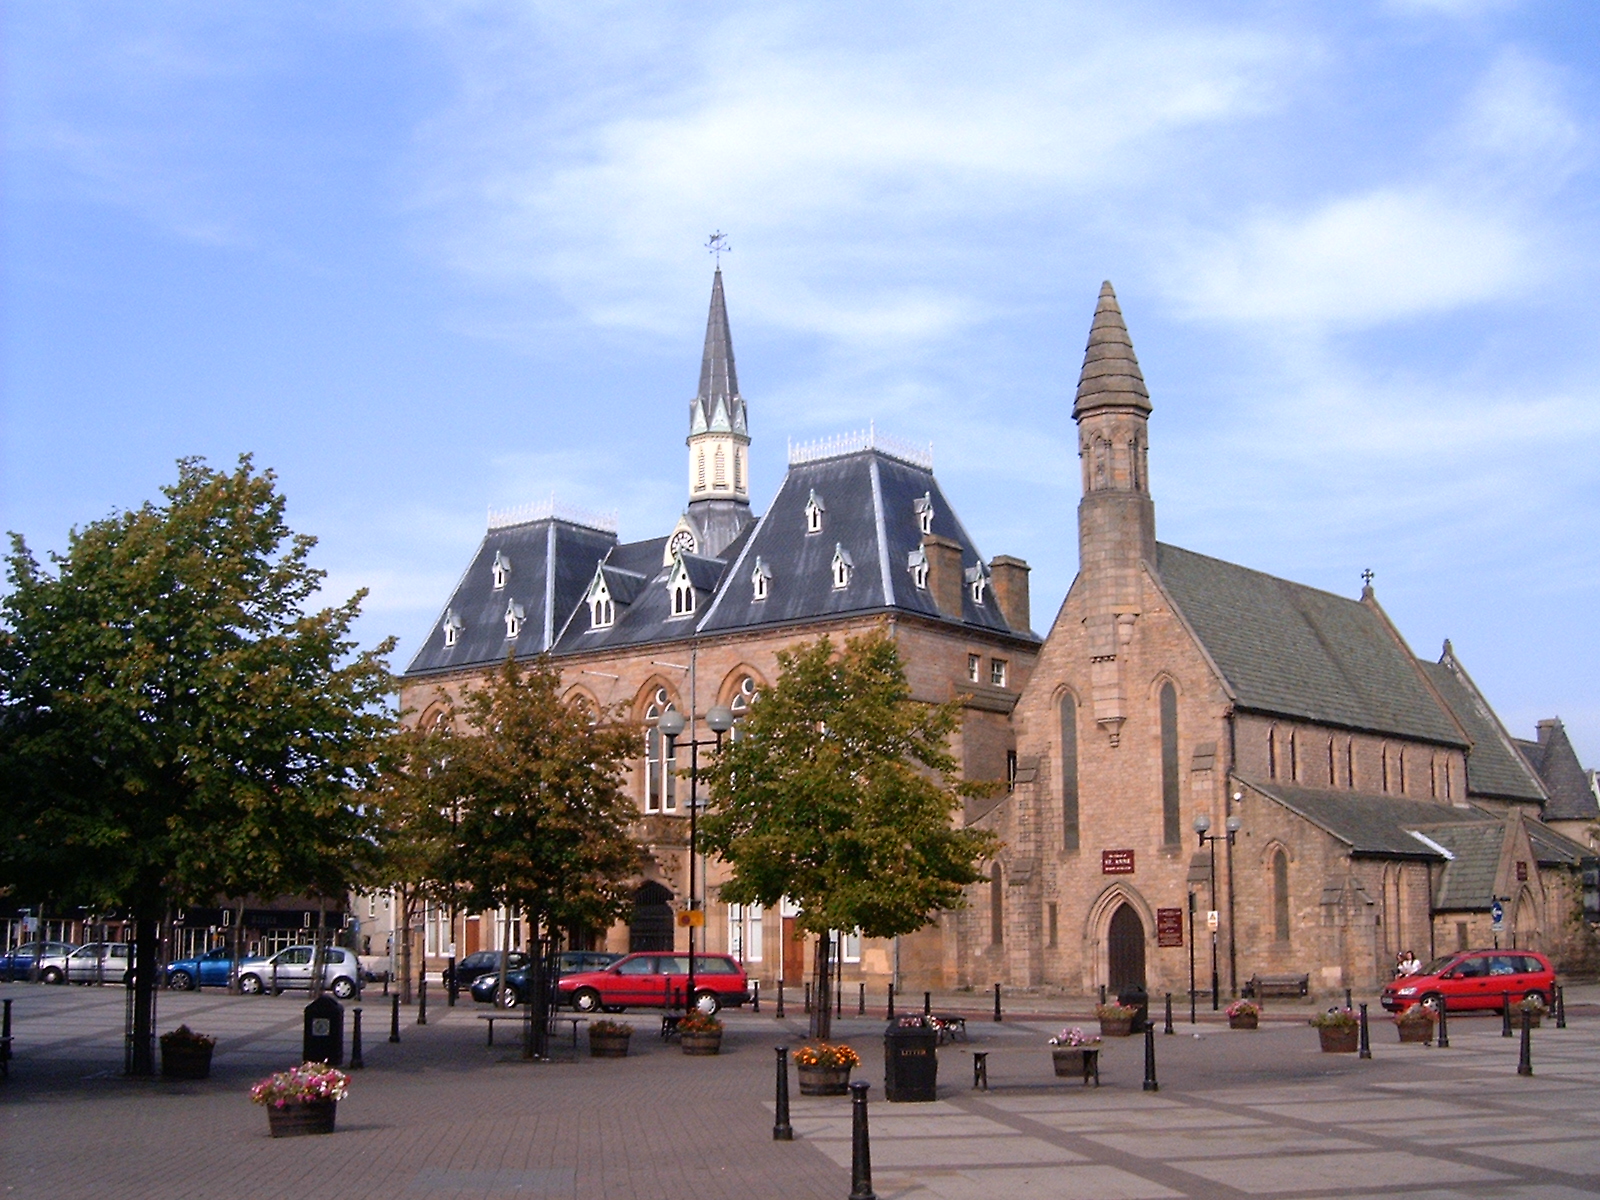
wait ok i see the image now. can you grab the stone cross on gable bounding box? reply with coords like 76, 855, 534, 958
1361, 568, 1375, 588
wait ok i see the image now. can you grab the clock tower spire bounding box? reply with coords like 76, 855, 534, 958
683, 257, 753, 557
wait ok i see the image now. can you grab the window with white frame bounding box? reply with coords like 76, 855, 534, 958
804, 490, 825, 534
728, 903, 764, 963
970, 573, 988, 604
839, 928, 861, 963
668, 557, 696, 617
907, 548, 928, 590
367, 894, 377, 919
990, 658, 1007, 687
504, 599, 524, 640
491, 549, 511, 590
751, 557, 771, 601
831, 544, 853, 590
442, 608, 463, 647
423, 902, 451, 958
967, 653, 981, 683
643, 689, 677, 813
587, 571, 614, 629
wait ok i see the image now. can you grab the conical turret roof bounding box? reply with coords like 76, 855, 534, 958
690, 269, 747, 437
1073, 281, 1150, 417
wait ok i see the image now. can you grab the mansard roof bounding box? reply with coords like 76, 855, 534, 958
1155, 544, 1465, 745
1417, 649, 1547, 804
1514, 718, 1599, 821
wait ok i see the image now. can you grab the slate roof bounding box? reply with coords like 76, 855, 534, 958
1073, 281, 1150, 416
1245, 778, 1485, 859
688, 269, 747, 438
1424, 822, 1505, 910
1513, 718, 1599, 821
1154, 544, 1465, 745
1417, 649, 1547, 803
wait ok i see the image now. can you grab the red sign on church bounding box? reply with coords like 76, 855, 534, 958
1156, 908, 1184, 948
1101, 849, 1135, 875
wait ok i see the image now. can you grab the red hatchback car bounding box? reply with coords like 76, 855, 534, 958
1381, 949, 1556, 1014
556, 952, 751, 1015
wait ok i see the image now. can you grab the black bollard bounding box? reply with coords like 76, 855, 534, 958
447, 956, 458, 1007
775, 983, 786, 1019
836, 975, 842, 1019
383, 970, 389, 996
773, 1046, 794, 1141
1435, 1001, 1449, 1048
923, 991, 931, 1016
859, 983, 866, 1016
886, 984, 894, 1020
349, 1008, 364, 1069
1556, 985, 1566, 1029
848, 1081, 876, 1200
1164, 993, 1174, 1035
1358, 1003, 1371, 1059
804, 982, 812, 1014
417, 974, 427, 1026
752, 980, 761, 1013
1344, 988, 1352, 1011
389, 993, 401, 1044
2, 998, 10, 1043
1142, 1024, 1159, 1092
1190, 985, 1197, 1026
1100, 984, 1107, 1006
1517, 1009, 1533, 1077
1502, 993, 1513, 1038
993, 983, 1002, 1023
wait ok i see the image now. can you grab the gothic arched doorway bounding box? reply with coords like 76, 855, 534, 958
628, 881, 675, 952
1107, 903, 1146, 992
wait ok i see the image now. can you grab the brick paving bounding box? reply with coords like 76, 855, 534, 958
3, 982, 1599, 1199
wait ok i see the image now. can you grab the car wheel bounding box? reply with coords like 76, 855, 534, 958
41, 967, 63, 985
693, 990, 721, 1016
331, 977, 356, 1000
239, 973, 263, 995
496, 986, 520, 1010
169, 970, 195, 992
1523, 988, 1546, 1007
1420, 992, 1445, 1014
571, 987, 602, 1014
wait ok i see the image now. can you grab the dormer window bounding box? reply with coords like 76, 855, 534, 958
668, 556, 696, 617
589, 577, 614, 630
966, 564, 989, 605
907, 548, 929, 590
442, 608, 463, 648
491, 550, 511, 590
504, 599, 525, 640
831, 544, 853, 590
914, 492, 935, 536
805, 490, 825, 534
751, 556, 772, 601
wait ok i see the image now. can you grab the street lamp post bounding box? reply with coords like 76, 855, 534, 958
658, 704, 736, 1015
1193, 814, 1241, 1012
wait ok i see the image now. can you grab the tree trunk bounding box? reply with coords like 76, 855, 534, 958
127, 914, 159, 1076
810, 933, 832, 1041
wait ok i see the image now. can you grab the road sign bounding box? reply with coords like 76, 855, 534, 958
1490, 899, 1505, 932
1206, 910, 1219, 932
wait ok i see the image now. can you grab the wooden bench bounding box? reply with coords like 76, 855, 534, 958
930, 1014, 968, 1044
1244, 974, 1309, 999
477, 1013, 587, 1048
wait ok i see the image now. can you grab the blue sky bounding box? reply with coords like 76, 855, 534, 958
4, 1, 1597, 764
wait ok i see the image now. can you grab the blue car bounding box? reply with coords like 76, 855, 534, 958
165, 947, 238, 991
0, 941, 77, 982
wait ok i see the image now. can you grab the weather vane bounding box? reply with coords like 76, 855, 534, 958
706, 230, 731, 266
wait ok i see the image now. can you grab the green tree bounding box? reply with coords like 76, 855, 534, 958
700, 626, 998, 1039
432, 655, 639, 1053
0, 457, 394, 1073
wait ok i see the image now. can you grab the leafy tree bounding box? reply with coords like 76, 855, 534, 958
426, 655, 639, 1053
0, 457, 394, 1074
700, 626, 998, 1039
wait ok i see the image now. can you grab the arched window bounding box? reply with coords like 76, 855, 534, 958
1381, 743, 1391, 793
1327, 738, 1336, 786
733, 449, 743, 492
990, 863, 1004, 946
1268, 725, 1278, 779
643, 689, 677, 813
730, 674, 758, 718
713, 446, 727, 488
1346, 739, 1356, 789
696, 449, 706, 492
1060, 693, 1080, 851
1287, 730, 1298, 781
672, 579, 695, 616
1160, 683, 1180, 846
1272, 849, 1290, 942
1397, 747, 1406, 794
590, 595, 614, 628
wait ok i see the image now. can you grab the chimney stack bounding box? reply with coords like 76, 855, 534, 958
989, 556, 1031, 633
922, 535, 964, 620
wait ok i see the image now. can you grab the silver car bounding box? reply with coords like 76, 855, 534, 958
237, 945, 361, 999
45, 942, 133, 985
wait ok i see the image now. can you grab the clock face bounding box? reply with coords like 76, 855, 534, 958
669, 529, 696, 556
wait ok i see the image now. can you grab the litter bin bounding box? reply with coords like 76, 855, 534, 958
1118, 986, 1150, 1035
884, 1016, 938, 1102
303, 995, 345, 1066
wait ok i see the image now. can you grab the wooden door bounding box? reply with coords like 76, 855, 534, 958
1107, 903, 1146, 993
464, 918, 480, 957
782, 918, 807, 982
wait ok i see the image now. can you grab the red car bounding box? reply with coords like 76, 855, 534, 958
1381, 949, 1556, 1014
556, 952, 750, 1015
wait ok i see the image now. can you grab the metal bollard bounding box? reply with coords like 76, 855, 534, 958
1517, 1009, 1533, 1076
1344, 988, 1352, 1011
804, 982, 811, 1014
417, 974, 427, 1026
1164, 993, 1174, 1035
859, 982, 866, 1016
389, 993, 401, 1043
1100, 984, 1107, 1006
752, 979, 760, 1013
848, 1081, 877, 1200
447, 956, 458, 1007
1358, 1003, 1371, 1059
886, 984, 894, 1021
775, 983, 786, 1019
1556, 985, 1566, 1029
1435, 1001, 1449, 1048
383, 970, 389, 996
836, 975, 842, 1019
773, 1046, 794, 1141
349, 1008, 364, 1069
993, 983, 1002, 1023
1142, 1025, 1159, 1092
1190, 985, 1197, 1026
923, 991, 931, 1016
1502, 993, 1513, 1038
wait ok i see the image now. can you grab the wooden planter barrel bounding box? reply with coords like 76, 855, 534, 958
1317, 1025, 1360, 1053
681, 1032, 722, 1057
589, 1032, 632, 1058
1396, 1020, 1433, 1044
1098, 1016, 1133, 1038
1051, 1047, 1100, 1078
797, 1064, 851, 1095
1515, 1011, 1544, 1028
266, 1100, 337, 1138
159, 1041, 214, 1079
1228, 1013, 1259, 1030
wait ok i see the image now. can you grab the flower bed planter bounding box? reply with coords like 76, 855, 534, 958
1098, 1016, 1133, 1038
797, 1064, 851, 1095
1228, 1013, 1259, 1031
160, 1041, 214, 1079
266, 1100, 337, 1138
681, 1032, 722, 1056
1051, 1047, 1099, 1077
1317, 1026, 1359, 1053
1396, 1018, 1433, 1044
589, 1031, 632, 1058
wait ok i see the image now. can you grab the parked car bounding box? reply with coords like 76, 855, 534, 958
236, 945, 362, 999
57, 942, 133, 985
1381, 949, 1556, 1014
452, 950, 530, 992
0, 941, 77, 982
165, 947, 239, 991
555, 952, 750, 1015
467, 952, 622, 1008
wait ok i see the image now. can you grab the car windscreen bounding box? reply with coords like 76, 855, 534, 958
1419, 956, 1458, 976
